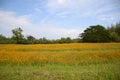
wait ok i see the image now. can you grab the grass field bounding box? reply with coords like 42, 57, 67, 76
0, 43, 120, 80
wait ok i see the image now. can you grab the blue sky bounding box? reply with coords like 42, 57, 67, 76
0, 0, 120, 39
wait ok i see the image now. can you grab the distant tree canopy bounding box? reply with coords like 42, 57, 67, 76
12, 27, 24, 44
107, 22, 120, 42
0, 34, 8, 44
80, 25, 110, 42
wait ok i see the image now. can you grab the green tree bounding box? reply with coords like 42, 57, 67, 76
107, 22, 120, 42
12, 27, 24, 44
59, 37, 66, 43
115, 22, 120, 36
72, 38, 82, 43
80, 25, 110, 42
65, 37, 72, 43
26, 35, 36, 44
110, 32, 120, 42
39, 37, 50, 44
0, 34, 7, 44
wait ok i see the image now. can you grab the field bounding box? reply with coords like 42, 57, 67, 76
0, 43, 120, 80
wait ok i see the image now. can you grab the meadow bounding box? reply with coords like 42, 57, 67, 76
0, 43, 120, 80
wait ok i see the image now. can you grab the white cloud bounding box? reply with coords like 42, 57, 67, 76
97, 12, 120, 23
45, 0, 96, 14
0, 10, 33, 36
35, 7, 42, 13
0, 11, 32, 28
0, 10, 83, 39
44, 0, 120, 22
55, 11, 71, 18
57, 0, 66, 4
35, 23, 84, 39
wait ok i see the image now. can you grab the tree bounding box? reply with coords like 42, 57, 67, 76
107, 22, 120, 42
12, 27, 24, 44
109, 32, 120, 42
26, 35, 36, 44
65, 37, 72, 43
72, 38, 82, 43
80, 25, 110, 42
0, 34, 7, 44
59, 37, 66, 43
39, 37, 50, 44
115, 22, 120, 36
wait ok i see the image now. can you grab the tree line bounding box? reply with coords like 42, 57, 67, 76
0, 22, 120, 44
0, 27, 81, 44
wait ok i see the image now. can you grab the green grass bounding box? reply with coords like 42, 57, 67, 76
0, 61, 120, 80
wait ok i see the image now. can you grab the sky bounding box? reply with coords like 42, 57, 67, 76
0, 0, 120, 39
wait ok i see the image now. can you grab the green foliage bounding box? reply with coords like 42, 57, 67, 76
39, 37, 51, 44
0, 34, 16, 44
59, 37, 72, 43
26, 35, 37, 44
109, 32, 120, 42
80, 25, 110, 42
0, 34, 7, 44
12, 27, 24, 44
107, 22, 120, 42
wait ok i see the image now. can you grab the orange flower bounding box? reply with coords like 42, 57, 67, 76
0, 43, 120, 65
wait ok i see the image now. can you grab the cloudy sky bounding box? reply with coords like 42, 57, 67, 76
0, 0, 120, 39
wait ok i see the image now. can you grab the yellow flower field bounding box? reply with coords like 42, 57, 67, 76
0, 43, 120, 65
